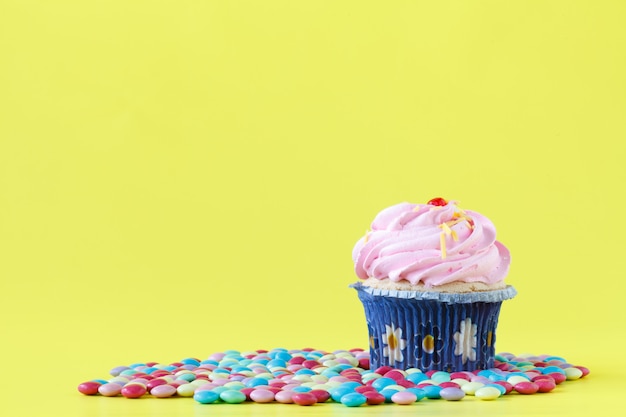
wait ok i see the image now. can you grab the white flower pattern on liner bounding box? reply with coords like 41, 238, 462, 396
453, 318, 477, 364
382, 324, 407, 363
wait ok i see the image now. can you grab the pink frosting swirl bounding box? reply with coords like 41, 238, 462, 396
352, 201, 510, 287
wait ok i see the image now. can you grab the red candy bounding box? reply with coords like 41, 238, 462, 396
450, 372, 471, 381
374, 366, 394, 375
549, 372, 568, 384
288, 357, 306, 365
384, 370, 405, 381
121, 384, 147, 399
396, 379, 415, 388
302, 360, 320, 369
535, 379, 557, 393
363, 391, 386, 405
309, 389, 331, 403
355, 385, 376, 393
291, 392, 317, 406
514, 381, 539, 395
77, 381, 101, 395
146, 378, 168, 392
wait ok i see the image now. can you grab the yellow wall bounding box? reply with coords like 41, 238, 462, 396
1, 1, 624, 415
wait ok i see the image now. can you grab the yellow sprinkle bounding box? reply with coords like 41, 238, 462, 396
446, 218, 464, 228
412, 205, 421, 212
440, 232, 447, 259
364, 230, 370, 243
451, 229, 458, 241
440, 222, 452, 235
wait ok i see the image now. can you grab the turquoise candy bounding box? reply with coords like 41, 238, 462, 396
380, 388, 399, 403
422, 385, 442, 399
295, 368, 315, 375
544, 356, 567, 362
245, 377, 269, 387
372, 377, 396, 391
431, 372, 451, 383
266, 359, 287, 368
177, 373, 195, 382
407, 372, 428, 384
541, 366, 566, 375
341, 392, 367, 407
330, 386, 355, 402
488, 373, 506, 382
194, 390, 219, 404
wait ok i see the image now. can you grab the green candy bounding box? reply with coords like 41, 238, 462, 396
220, 389, 246, 404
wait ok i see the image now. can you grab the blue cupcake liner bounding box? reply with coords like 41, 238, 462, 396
351, 282, 516, 372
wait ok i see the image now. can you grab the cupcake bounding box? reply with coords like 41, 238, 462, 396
351, 198, 516, 372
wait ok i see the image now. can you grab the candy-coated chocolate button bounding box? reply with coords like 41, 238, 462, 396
341, 392, 367, 407
151, 384, 177, 398
194, 390, 219, 404
250, 389, 275, 403
564, 367, 583, 380
98, 383, 122, 397
77, 381, 101, 395
121, 384, 147, 399
391, 391, 417, 405
474, 386, 501, 400
363, 391, 385, 405
220, 390, 246, 404
440, 387, 465, 401
292, 392, 317, 406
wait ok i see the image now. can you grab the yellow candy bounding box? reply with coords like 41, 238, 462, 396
475, 386, 502, 400
564, 367, 583, 380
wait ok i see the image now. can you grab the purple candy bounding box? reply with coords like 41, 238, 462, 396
440, 387, 466, 401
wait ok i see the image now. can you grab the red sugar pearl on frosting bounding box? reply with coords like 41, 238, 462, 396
427, 197, 448, 206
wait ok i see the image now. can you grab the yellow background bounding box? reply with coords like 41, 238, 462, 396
1, 1, 624, 416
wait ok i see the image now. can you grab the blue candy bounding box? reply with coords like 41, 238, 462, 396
245, 377, 270, 387
406, 372, 429, 384
330, 386, 355, 402
371, 377, 397, 391
422, 385, 442, 399
341, 392, 367, 407
380, 388, 399, 403
194, 390, 219, 404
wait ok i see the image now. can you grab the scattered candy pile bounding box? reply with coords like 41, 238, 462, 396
78, 348, 589, 406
